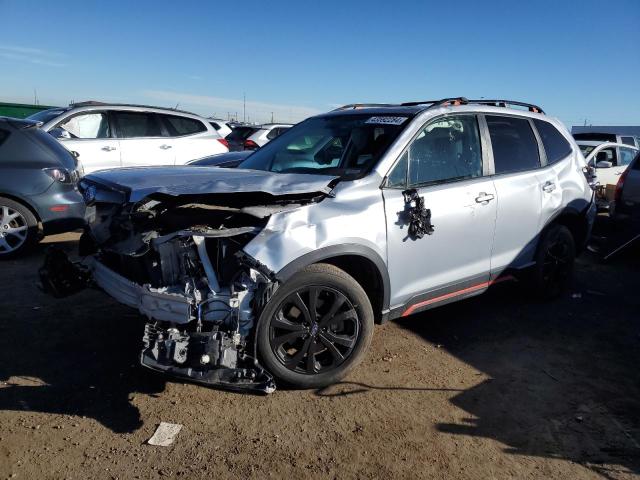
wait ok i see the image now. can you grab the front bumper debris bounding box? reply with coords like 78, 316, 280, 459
39, 248, 277, 394
38, 247, 91, 298
142, 324, 275, 394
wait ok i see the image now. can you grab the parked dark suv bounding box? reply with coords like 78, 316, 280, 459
0, 117, 85, 258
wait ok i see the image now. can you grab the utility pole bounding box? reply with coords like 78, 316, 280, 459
271, 111, 274, 123
243, 93, 246, 123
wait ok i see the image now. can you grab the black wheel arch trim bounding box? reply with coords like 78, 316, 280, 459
539, 199, 594, 252
0, 192, 42, 223
274, 244, 391, 316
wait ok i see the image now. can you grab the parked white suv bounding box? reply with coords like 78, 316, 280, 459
243, 123, 293, 150
28, 102, 229, 174
207, 118, 233, 138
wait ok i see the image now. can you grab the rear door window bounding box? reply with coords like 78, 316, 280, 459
486, 115, 540, 174
162, 115, 207, 136
58, 112, 111, 139
403, 115, 483, 186
533, 119, 572, 165
113, 112, 163, 138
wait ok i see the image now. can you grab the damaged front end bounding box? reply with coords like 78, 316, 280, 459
41, 167, 336, 394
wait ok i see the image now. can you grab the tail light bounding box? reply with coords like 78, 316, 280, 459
614, 169, 628, 204
244, 139, 259, 150
217, 138, 229, 149
43, 167, 79, 185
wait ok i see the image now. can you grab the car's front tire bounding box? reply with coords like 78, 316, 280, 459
0, 197, 39, 259
256, 263, 374, 389
530, 224, 576, 299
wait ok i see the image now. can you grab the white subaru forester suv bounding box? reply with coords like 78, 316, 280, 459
28, 102, 229, 174
41, 97, 596, 393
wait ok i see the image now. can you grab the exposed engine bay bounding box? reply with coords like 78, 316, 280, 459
40, 168, 337, 394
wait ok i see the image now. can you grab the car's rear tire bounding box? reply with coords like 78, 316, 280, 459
530, 224, 576, 299
0, 197, 39, 260
256, 263, 374, 389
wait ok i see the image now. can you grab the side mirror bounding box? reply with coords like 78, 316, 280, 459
50, 127, 71, 139
71, 151, 80, 159
596, 160, 613, 168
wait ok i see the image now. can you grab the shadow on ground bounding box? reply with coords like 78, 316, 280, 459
0, 239, 167, 433
393, 247, 640, 478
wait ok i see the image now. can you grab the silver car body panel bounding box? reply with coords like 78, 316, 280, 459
85, 166, 337, 203
243, 172, 388, 280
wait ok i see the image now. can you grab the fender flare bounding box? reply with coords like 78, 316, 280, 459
275, 244, 391, 312
0, 191, 42, 221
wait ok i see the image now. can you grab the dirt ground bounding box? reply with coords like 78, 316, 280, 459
0, 232, 639, 480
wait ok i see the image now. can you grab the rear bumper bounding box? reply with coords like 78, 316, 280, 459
35, 187, 86, 235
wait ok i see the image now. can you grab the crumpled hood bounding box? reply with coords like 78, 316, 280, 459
84, 166, 338, 203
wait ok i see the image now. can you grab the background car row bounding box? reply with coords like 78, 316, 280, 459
28, 102, 230, 174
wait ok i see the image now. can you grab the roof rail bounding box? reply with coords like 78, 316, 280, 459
400, 97, 469, 107
70, 100, 108, 107
466, 99, 545, 114
68, 100, 200, 116
331, 103, 397, 111
332, 97, 545, 114
401, 97, 544, 114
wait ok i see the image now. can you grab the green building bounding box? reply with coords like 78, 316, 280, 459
0, 102, 57, 119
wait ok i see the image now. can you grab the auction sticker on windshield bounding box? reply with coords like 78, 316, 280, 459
365, 116, 408, 125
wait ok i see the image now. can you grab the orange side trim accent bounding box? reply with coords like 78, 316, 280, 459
401, 275, 516, 318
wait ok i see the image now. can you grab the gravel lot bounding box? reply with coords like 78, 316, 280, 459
1, 232, 639, 479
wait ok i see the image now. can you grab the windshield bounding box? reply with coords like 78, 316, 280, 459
238, 114, 410, 176
26, 108, 68, 124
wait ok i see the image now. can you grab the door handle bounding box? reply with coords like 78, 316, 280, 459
101, 146, 116, 152
475, 192, 495, 204
542, 181, 556, 193
159, 144, 172, 150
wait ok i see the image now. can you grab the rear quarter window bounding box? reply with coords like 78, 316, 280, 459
533, 119, 573, 165
162, 115, 207, 136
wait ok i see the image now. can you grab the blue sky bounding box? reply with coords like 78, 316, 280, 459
1, 0, 639, 126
